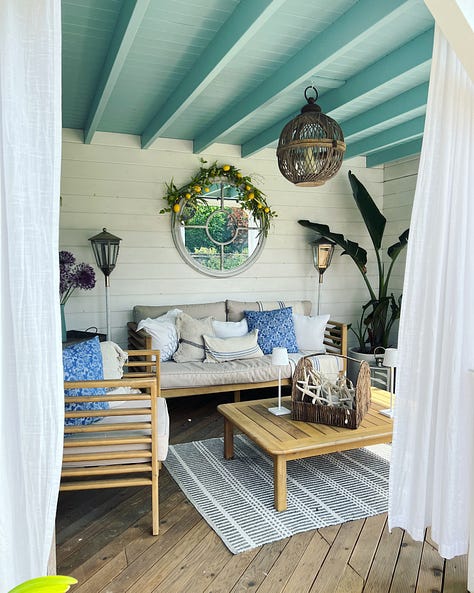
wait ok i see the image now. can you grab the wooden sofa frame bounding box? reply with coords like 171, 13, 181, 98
127, 320, 348, 401
61, 349, 162, 535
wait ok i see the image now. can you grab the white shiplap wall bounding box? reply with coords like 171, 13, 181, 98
60, 128, 405, 349
383, 155, 420, 293
382, 155, 420, 344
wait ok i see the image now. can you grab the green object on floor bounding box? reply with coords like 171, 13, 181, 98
8, 576, 77, 593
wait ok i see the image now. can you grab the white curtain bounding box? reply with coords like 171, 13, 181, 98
0, 1, 63, 591
389, 26, 474, 559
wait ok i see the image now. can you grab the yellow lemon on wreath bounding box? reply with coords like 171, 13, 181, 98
257, 203, 263, 209
222, 164, 230, 171
248, 192, 255, 200
173, 203, 181, 213
236, 172, 242, 178
245, 184, 251, 191
193, 185, 201, 193
264, 207, 270, 213
185, 193, 191, 199
204, 187, 210, 192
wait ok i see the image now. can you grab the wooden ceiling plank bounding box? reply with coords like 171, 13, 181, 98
344, 115, 425, 159
241, 30, 433, 157
141, 0, 287, 149
342, 82, 429, 138
84, 0, 151, 144
193, 0, 419, 154
365, 138, 423, 167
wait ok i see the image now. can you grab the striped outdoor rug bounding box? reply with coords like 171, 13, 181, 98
165, 435, 391, 554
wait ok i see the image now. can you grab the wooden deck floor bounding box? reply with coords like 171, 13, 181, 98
56, 391, 469, 593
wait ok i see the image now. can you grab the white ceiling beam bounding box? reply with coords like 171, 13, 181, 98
84, 0, 150, 144
424, 0, 474, 81
193, 0, 420, 154
141, 0, 287, 149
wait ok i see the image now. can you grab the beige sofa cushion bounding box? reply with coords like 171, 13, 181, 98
160, 354, 303, 389
226, 299, 312, 322
173, 312, 215, 363
133, 301, 226, 324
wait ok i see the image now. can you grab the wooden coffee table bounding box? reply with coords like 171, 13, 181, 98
217, 388, 393, 511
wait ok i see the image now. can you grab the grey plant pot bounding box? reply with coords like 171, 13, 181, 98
347, 346, 389, 390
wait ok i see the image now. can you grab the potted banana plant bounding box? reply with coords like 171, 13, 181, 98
299, 170, 409, 375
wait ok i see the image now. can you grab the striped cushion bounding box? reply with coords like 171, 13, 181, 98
203, 330, 263, 363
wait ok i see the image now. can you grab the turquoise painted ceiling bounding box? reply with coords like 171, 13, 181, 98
62, 0, 434, 166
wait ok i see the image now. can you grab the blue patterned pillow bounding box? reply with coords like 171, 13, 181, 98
63, 336, 108, 426
244, 307, 298, 355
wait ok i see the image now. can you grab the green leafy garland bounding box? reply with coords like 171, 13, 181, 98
160, 160, 276, 236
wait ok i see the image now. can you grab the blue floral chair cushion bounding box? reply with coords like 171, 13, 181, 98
63, 336, 108, 426
244, 307, 299, 355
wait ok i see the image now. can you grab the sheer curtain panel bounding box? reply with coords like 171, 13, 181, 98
389, 26, 474, 559
0, 1, 63, 590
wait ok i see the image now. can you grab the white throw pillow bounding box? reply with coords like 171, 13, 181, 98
100, 340, 141, 402
137, 308, 182, 361
212, 318, 248, 338
203, 330, 263, 362
293, 313, 330, 352
100, 341, 127, 379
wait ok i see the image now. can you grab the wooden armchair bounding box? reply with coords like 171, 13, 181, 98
61, 350, 164, 535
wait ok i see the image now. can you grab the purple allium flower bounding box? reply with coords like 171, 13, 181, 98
59, 250, 75, 266
59, 251, 96, 304
73, 263, 96, 291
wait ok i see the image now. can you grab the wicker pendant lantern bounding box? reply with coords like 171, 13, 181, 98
277, 86, 346, 187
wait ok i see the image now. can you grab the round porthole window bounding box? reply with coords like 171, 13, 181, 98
161, 161, 276, 278
171, 182, 267, 277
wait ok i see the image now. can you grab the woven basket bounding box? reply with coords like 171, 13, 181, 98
291, 355, 371, 429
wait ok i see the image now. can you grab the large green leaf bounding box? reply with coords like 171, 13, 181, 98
387, 228, 409, 260
298, 220, 368, 269
348, 170, 386, 251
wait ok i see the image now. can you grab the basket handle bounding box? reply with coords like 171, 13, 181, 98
301, 352, 368, 367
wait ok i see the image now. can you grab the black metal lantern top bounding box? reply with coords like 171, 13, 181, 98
89, 228, 122, 277
311, 236, 335, 282
277, 86, 346, 187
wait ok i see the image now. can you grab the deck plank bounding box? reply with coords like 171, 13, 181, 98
72, 552, 127, 593
228, 538, 289, 593
415, 541, 444, 593
349, 513, 386, 581
116, 519, 210, 593
444, 555, 469, 593
280, 530, 330, 593
334, 565, 364, 593
254, 530, 317, 593
389, 530, 424, 593
353, 519, 403, 593
309, 519, 364, 592
201, 548, 260, 593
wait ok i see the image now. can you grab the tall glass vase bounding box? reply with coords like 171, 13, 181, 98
60, 303, 67, 342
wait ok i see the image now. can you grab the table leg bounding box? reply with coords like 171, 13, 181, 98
223, 418, 234, 459
274, 455, 287, 511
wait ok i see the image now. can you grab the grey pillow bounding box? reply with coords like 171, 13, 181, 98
173, 312, 215, 363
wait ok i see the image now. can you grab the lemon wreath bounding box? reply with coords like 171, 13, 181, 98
160, 160, 276, 236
